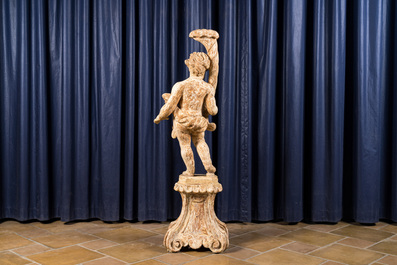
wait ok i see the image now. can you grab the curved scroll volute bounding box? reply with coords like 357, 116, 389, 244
189, 29, 219, 91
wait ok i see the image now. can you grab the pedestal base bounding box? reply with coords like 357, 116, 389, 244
164, 174, 229, 253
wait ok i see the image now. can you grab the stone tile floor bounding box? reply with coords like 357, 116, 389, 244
0, 219, 396, 265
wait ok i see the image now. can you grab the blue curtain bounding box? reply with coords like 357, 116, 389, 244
0, 0, 396, 223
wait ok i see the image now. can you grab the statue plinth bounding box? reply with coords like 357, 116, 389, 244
164, 174, 229, 253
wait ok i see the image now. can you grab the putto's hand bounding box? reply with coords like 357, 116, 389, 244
154, 116, 168, 124
154, 117, 161, 124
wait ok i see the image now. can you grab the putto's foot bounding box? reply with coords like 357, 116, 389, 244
182, 170, 194, 176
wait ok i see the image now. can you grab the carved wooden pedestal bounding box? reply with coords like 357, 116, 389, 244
164, 175, 229, 253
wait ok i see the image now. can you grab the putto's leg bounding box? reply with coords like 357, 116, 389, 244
193, 132, 216, 174
177, 131, 195, 175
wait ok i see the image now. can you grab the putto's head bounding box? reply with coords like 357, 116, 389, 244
185, 52, 210, 77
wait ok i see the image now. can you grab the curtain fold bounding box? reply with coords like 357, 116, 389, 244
279, 0, 307, 222
0, 0, 50, 220
344, 0, 395, 223
306, 0, 346, 222
251, 0, 278, 221
47, 0, 91, 221
1, 0, 396, 223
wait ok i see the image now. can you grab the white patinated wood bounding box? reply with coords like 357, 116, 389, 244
154, 29, 229, 253
164, 174, 229, 253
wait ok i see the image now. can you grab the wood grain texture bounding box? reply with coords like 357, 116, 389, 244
164, 175, 229, 253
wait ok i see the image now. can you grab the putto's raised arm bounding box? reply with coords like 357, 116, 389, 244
205, 92, 218, 116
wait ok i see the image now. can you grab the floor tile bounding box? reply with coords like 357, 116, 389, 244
250, 222, 275, 229
0, 232, 33, 251
1, 220, 395, 265
152, 226, 169, 235
155, 252, 197, 264
247, 249, 323, 265
184, 254, 252, 265
378, 255, 397, 265
243, 236, 292, 252
28, 245, 104, 265
320, 261, 345, 265
338, 237, 375, 248
380, 224, 397, 233
268, 222, 309, 231
304, 223, 348, 233
94, 227, 156, 243
365, 222, 388, 230
229, 233, 239, 238
76, 225, 117, 235
224, 246, 260, 260
99, 242, 164, 263
62, 221, 106, 231
130, 222, 168, 231
369, 240, 397, 255
141, 234, 165, 246
34, 231, 97, 248
0, 252, 31, 265
280, 241, 319, 253
91, 220, 130, 228
0, 230, 11, 236
231, 232, 272, 247
255, 226, 289, 236
280, 228, 343, 246
62, 221, 103, 228
83, 257, 127, 265
134, 260, 168, 265
332, 225, 393, 242
310, 244, 384, 265
80, 239, 119, 250
15, 226, 53, 239
31, 220, 81, 233
12, 243, 51, 256
226, 223, 264, 235
0, 221, 35, 232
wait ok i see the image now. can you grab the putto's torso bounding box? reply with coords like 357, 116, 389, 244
178, 78, 213, 117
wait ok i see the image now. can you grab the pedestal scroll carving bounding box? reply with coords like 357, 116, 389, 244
164, 175, 229, 253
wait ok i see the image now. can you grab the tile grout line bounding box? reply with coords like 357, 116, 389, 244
6, 230, 60, 264
221, 245, 261, 261
77, 243, 130, 264
226, 222, 348, 263
76, 236, 176, 264
153, 253, 196, 265
275, 246, 329, 264
8, 249, 38, 264
308, 241, 389, 264
305, 223, 351, 233
368, 255, 388, 265
304, 235, 349, 255
1, 221, 395, 265
214, 222, 350, 264
131, 255, 170, 264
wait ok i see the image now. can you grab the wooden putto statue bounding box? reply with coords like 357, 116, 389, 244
154, 29, 219, 176
154, 29, 229, 253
